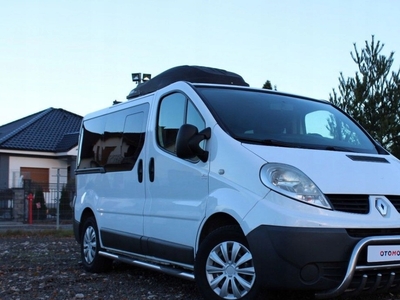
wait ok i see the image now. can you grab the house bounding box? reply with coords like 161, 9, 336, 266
0, 108, 82, 191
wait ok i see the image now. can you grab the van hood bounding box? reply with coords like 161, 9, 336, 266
243, 144, 400, 195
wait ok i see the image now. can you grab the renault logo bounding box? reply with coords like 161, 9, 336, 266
375, 198, 388, 217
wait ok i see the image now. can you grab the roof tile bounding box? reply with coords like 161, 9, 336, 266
0, 108, 82, 152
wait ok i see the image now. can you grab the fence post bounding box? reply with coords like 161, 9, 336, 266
27, 193, 33, 224
56, 168, 60, 230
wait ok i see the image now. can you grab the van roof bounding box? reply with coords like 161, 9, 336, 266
126, 65, 249, 100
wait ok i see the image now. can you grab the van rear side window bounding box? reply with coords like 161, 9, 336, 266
77, 103, 149, 172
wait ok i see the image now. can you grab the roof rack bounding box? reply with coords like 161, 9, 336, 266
126, 65, 248, 99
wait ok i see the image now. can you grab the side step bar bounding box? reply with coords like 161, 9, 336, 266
99, 251, 195, 281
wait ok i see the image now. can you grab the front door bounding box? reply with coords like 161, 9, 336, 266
144, 92, 209, 264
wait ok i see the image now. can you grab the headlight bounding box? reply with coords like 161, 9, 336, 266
260, 163, 332, 209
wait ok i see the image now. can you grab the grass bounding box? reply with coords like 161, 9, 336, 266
0, 228, 74, 238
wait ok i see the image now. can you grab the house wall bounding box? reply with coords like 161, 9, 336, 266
9, 156, 69, 188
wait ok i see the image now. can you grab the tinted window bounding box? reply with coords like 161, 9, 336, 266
78, 103, 149, 172
197, 87, 378, 154
157, 93, 205, 155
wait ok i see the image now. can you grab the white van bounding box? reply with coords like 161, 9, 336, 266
73, 65, 400, 300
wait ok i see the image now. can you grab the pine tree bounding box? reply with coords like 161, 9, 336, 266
262, 80, 273, 90
330, 36, 400, 157
33, 187, 47, 220
59, 186, 72, 219
262, 80, 277, 90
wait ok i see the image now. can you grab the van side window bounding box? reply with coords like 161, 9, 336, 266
157, 93, 205, 154
77, 103, 149, 172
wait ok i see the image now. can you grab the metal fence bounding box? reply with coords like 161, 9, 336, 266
32, 185, 74, 221
0, 182, 75, 224
0, 189, 13, 220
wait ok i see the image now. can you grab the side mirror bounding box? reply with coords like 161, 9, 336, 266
176, 124, 211, 162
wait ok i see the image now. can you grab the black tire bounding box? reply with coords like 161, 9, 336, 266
195, 225, 259, 300
80, 216, 113, 273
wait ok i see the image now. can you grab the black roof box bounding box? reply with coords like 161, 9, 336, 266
126, 65, 248, 99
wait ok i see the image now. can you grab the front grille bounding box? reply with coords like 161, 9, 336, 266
325, 194, 400, 215
326, 194, 369, 214
387, 196, 400, 213
319, 262, 347, 282
347, 228, 400, 238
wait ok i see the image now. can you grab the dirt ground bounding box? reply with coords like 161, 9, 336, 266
1, 229, 400, 300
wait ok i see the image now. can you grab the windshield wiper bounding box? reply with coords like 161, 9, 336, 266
260, 139, 299, 147
235, 136, 298, 148
324, 146, 355, 152
236, 136, 357, 152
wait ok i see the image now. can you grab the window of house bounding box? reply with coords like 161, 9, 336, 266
20, 167, 49, 192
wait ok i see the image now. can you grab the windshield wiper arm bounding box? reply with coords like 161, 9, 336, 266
235, 136, 296, 147
237, 136, 356, 152
324, 146, 355, 152
260, 139, 298, 147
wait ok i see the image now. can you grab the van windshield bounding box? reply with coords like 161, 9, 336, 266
196, 87, 381, 154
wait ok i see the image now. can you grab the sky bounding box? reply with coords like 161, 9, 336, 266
1, 0, 399, 126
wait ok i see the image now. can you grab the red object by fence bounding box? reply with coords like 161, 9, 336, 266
27, 193, 34, 225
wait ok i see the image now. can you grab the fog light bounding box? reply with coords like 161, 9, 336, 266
300, 263, 320, 284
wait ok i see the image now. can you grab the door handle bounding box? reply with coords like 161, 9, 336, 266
149, 157, 155, 182
137, 159, 143, 183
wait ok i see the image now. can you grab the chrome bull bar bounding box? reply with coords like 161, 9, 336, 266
316, 235, 400, 299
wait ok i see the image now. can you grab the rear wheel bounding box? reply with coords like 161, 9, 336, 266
195, 225, 259, 300
80, 216, 112, 272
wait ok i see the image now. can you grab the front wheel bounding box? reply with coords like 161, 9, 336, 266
80, 216, 112, 273
195, 225, 259, 300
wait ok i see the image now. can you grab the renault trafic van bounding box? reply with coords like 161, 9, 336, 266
73, 65, 400, 300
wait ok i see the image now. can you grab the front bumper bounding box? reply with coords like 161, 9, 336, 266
246, 225, 400, 298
